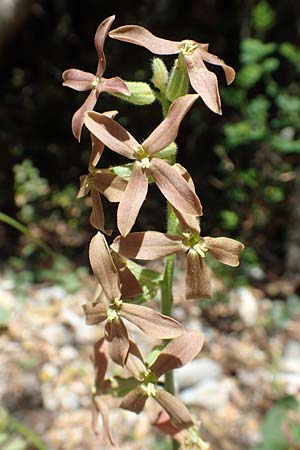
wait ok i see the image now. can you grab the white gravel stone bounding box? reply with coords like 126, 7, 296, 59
236, 287, 258, 326
180, 378, 235, 409
175, 358, 223, 390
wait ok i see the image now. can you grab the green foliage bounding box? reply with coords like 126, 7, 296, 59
126, 259, 162, 303
251, 1, 276, 33
252, 397, 299, 450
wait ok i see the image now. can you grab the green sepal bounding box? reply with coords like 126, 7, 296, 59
166, 53, 189, 102
157, 142, 178, 163
144, 345, 164, 368
125, 259, 162, 304
112, 81, 155, 105
151, 58, 169, 92
110, 164, 133, 180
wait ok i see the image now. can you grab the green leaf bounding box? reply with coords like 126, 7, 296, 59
251, 1, 276, 33
240, 39, 276, 65
271, 135, 300, 153
279, 42, 300, 67
237, 64, 263, 88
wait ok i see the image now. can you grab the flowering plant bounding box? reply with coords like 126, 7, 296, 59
63, 15, 244, 449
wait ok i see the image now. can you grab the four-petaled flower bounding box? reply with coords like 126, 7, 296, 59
120, 331, 204, 428
84, 94, 202, 236
109, 23, 235, 114
62, 15, 130, 141
83, 232, 183, 365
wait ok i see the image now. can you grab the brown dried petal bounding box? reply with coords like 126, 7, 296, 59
91, 338, 109, 389
89, 110, 118, 167
100, 76, 130, 96
77, 175, 90, 198
94, 15, 115, 77
120, 386, 147, 413
184, 48, 222, 115
117, 162, 148, 237
121, 303, 183, 339
109, 25, 180, 55
62, 69, 95, 91
116, 263, 142, 298
125, 340, 147, 379
105, 319, 130, 366
111, 231, 186, 260
186, 249, 211, 300
143, 94, 199, 155
89, 232, 120, 301
200, 48, 235, 85
155, 389, 193, 429
151, 331, 205, 378
93, 172, 127, 202
150, 158, 202, 216
84, 112, 137, 159
83, 303, 107, 325
72, 89, 99, 142
92, 397, 115, 446
204, 236, 244, 267
90, 188, 112, 235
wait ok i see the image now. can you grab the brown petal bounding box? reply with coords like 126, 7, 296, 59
101, 76, 130, 96
93, 172, 127, 202
92, 397, 115, 445
77, 175, 90, 198
172, 164, 201, 233
151, 331, 205, 378
155, 389, 193, 429
117, 162, 148, 237
113, 257, 142, 298
121, 303, 183, 339
109, 25, 180, 55
105, 319, 129, 366
83, 302, 107, 325
90, 188, 112, 235
72, 89, 99, 141
94, 15, 115, 77
200, 48, 235, 85
89, 232, 120, 301
89, 110, 118, 167
125, 340, 147, 379
143, 94, 199, 155
184, 48, 222, 115
91, 338, 109, 389
204, 236, 244, 267
62, 69, 95, 91
111, 231, 186, 259
153, 409, 184, 437
186, 250, 211, 300
120, 386, 147, 413
150, 158, 202, 216
84, 111, 137, 158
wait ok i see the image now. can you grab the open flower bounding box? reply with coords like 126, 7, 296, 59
109, 24, 235, 114
62, 15, 129, 141
84, 94, 202, 236
120, 331, 204, 429
111, 206, 244, 300
83, 232, 183, 365
78, 115, 127, 234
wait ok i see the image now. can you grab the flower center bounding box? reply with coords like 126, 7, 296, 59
134, 145, 151, 168
182, 232, 200, 248
107, 297, 123, 322
179, 40, 198, 56
92, 76, 100, 89
140, 369, 157, 397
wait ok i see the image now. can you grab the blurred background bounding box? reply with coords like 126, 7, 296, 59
0, 1, 300, 449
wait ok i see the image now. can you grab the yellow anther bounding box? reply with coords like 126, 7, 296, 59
92, 76, 100, 88
179, 40, 198, 55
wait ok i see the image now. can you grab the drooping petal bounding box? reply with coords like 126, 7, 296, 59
105, 319, 129, 366
111, 231, 186, 259
200, 48, 235, 85
151, 331, 205, 378
120, 386, 147, 413
143, 94, 199, 155
83, 302, 107, 325
77, 175, 90, 198
93, 172, 127, 202
94, 15, 115, 77
84, 112, 137, 158
184, 47, 222, 115
155, 389, 193, 429
172, 164, 201, 233
121, 303, 183, 339
150, 158, 202, 216
62, 69, 95, 91
186, 249, 211, 299
204, 236, 244, 266
109, 25, 180, 55
125, 340, 147, 379
89, 232, 120, 301
92, 397, 115, 446
153, 409, 184, 438
117, 162, 148, 237
91, 338, 109, 389
112, 254, 142, 298
89, 110, 118, 167
100, 76, 130, 96
72, 89, 99, 141
90, 188, 112, 234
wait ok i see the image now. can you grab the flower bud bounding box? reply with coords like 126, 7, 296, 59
113, 81, 155, 105
151, 57, 169, 91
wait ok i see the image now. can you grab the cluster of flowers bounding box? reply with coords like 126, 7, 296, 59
63, 15, 244, 448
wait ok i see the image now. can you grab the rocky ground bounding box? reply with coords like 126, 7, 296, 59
1, 266, 300, 450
